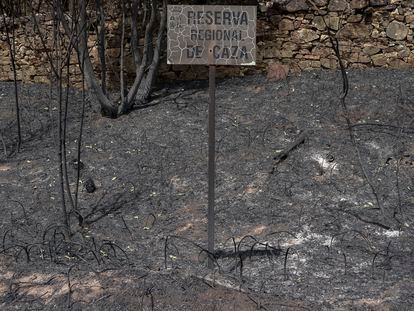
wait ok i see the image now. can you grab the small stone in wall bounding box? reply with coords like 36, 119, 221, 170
280, 49, 294, 58
292, 28, 319, 43
312, 16, 340, 30
405, 14, 414, 24
328, 17, 340, 30
266, 62, 290, 81
263, 46, 282, 59
386, 21, 409, 40
313, 0, 329, 6
312, 16, 326, 30
321, 57, 337, 69
337, 23, 371, 39
388, 58, 410, 69
371, 29, 380, 38
312, 46, 334, 57
371, 53, 388, 66
362, 44, 381, 55
328, 0, 349, 12
304, 54, 320, 60
398, 47, 411, 58
270, 15, 283, 26
282, 41, 299, 51
369, 0, 388, 6
347, 14, 363, 23
350, 52, 371, 63
285, 0, 309, 12
279, 18, 295, 31
351, 0, 369, 9
298, 59, 321, 69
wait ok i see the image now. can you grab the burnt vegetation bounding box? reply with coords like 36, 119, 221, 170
0, 0, 414, 310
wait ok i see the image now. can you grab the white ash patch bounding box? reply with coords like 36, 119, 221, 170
366, 141, 381, 150
311, 153, 338, 175
280, 225, 332, 248
382, 230, 401, 238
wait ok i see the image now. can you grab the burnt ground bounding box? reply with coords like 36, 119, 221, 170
0, 69, 414, 310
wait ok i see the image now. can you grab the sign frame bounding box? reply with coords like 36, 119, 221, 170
167, 5, 257, 66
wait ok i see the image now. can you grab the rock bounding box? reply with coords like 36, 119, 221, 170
311, 60, 321, 68
371, 29, 380, 38
32, 75, 48, 84
282, 41, 299, 51
362, 45, 381, 55
398, 47, 411, 58
388, 58, 410, 68
347, 14, 363, 23
316, 9, 328, 15
328, 0, 349, 12
25, 65, 36, 76
280, 49, 294, 58
337, 23, 371, 39
321, 57, 337, 69
350, 52, 370, 63
312, 46, 333, 57
402, 0, 414, 8
283, 0, 309, 12
312, 16, 339, 30
369, 0, 388, 6
386, 21, 409, 40
393, 15, 405, 23
269, 15, 283, 26
312, 16, 326, 30
350, 63, 368, 69
405, 14, 414, 24
263, 46, 281, 59
292, 28, 319, 43
279, 19, 295, 31
298, 60, 313, 69
303, 54, 320, 60
266, 62, 289, 81
327, 16, 340, 30
313, 0, 329, 6
351, 0, 369, 9
371, 54, 388, 66
84, 177, 96, 193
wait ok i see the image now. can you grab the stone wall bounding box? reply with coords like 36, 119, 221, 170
1, 0, 414, 86
253, 0, 414, 73
0, 13, 84, 85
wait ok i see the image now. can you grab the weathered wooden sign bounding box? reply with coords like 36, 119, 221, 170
167, 5, 256, 66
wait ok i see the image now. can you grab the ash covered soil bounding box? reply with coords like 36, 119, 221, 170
0, 69, 414, 310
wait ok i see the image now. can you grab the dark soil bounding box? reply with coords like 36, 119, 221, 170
1, 69, 414, 310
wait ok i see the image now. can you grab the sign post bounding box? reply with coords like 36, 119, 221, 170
167, 5, 256, 268
207, 64, 216, 268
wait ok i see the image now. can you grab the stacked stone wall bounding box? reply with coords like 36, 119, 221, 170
254, 0, 414, 73
0, 0, 413, 86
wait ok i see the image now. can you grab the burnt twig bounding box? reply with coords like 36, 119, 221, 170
284, 247, 290, 280
270, 129, 310, 173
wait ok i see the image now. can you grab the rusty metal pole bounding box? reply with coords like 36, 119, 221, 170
207, 64, 216, 269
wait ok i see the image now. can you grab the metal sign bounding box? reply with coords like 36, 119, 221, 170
167, 5, 257, 269
167, 5, 256, 66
